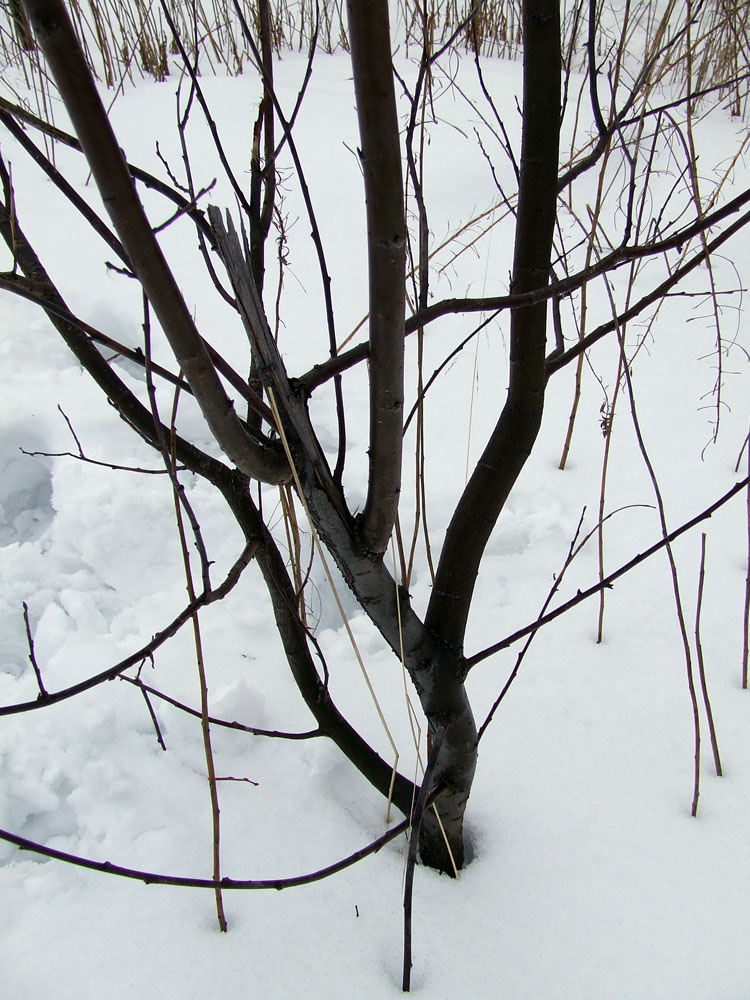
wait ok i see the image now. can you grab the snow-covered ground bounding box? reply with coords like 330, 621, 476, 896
1, 36, 750, 999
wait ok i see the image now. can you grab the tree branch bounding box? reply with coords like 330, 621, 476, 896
218, 474, 418, 817
120, 676, 322, 740
0, 542, 257, 717
0, 806, 431, 890
425, 0, 561, 653
545, 204, 750, 376
0, 94, 219, 246
20, 0, 290, 485
347, 0, 406, 555
467, 476, 750, 669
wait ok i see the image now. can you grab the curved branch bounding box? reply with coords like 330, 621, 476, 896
120, 676, 322, 740
425, 0, 561, 652
0, 806, 428, 890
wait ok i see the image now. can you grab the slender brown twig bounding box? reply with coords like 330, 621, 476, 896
0, 541, 257, 717
120, 676, 321, 740
143, 298, 227, 931
695, 533, 722, 776
402, 726, 446, 993
617, 328, 702, 816
467, 476, 750, 670
21, 601, 47, 698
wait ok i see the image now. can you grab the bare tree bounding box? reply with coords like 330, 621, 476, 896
1, 0, 749, 983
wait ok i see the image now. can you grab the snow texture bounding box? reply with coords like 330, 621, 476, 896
1, 41, 750, 1000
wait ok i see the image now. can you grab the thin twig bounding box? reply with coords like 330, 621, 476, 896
617, 328, 702, 816
742, 426, 750, 689
478, 508, 588, 741
143, 296, 227, 930
695, 533, 722, 776
139, 685, 167, 751
120, 676, 321, 740
0, 541, 257, 717
467, 476, 750, 670
402, 726, 446, 993
21, 601, 47, 698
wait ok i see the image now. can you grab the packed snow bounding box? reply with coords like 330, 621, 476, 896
1, 34, 750, 1000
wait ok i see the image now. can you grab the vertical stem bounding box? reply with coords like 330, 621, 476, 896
695, 533, 722, 776
426, 0, 561, 650
347, 0, 406, 555
558, 0, 631, 471
596, 360, 622, 643
618, 331, 702, 816
402, 727, 445, 993
170, 427, 228, 931
142, 302, 227, 932
684, 0, 725, 443
22, 601, 47, 698
558, 349, 585, 471
9, 0, 35, 49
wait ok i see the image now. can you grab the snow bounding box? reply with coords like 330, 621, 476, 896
1, 36, 750, 1000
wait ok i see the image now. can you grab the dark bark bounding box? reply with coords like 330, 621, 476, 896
210, 208, 474, 870
0, 171, 420, 817
9, 0, 561, 880
347, 0, 406, 556
248, 0, 275, 291
426, 0, 561, 653
245, 0, 275, 432
20, 0, 290, 486
9, 0, 34, 49
219, 474, 418, 815
406, 0, 561, 866
0, 165, 221, 483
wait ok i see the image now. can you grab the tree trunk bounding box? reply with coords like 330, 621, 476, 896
422, 0, 561, 867
415, 668, 477, 874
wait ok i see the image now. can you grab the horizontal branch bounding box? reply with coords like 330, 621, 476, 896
0, 798, 439, 889
296, 186, 750, 394
467, 476, 750, 670
546, 204, 750, 375
120, 676, 321, 740
408, 183, 750, 330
